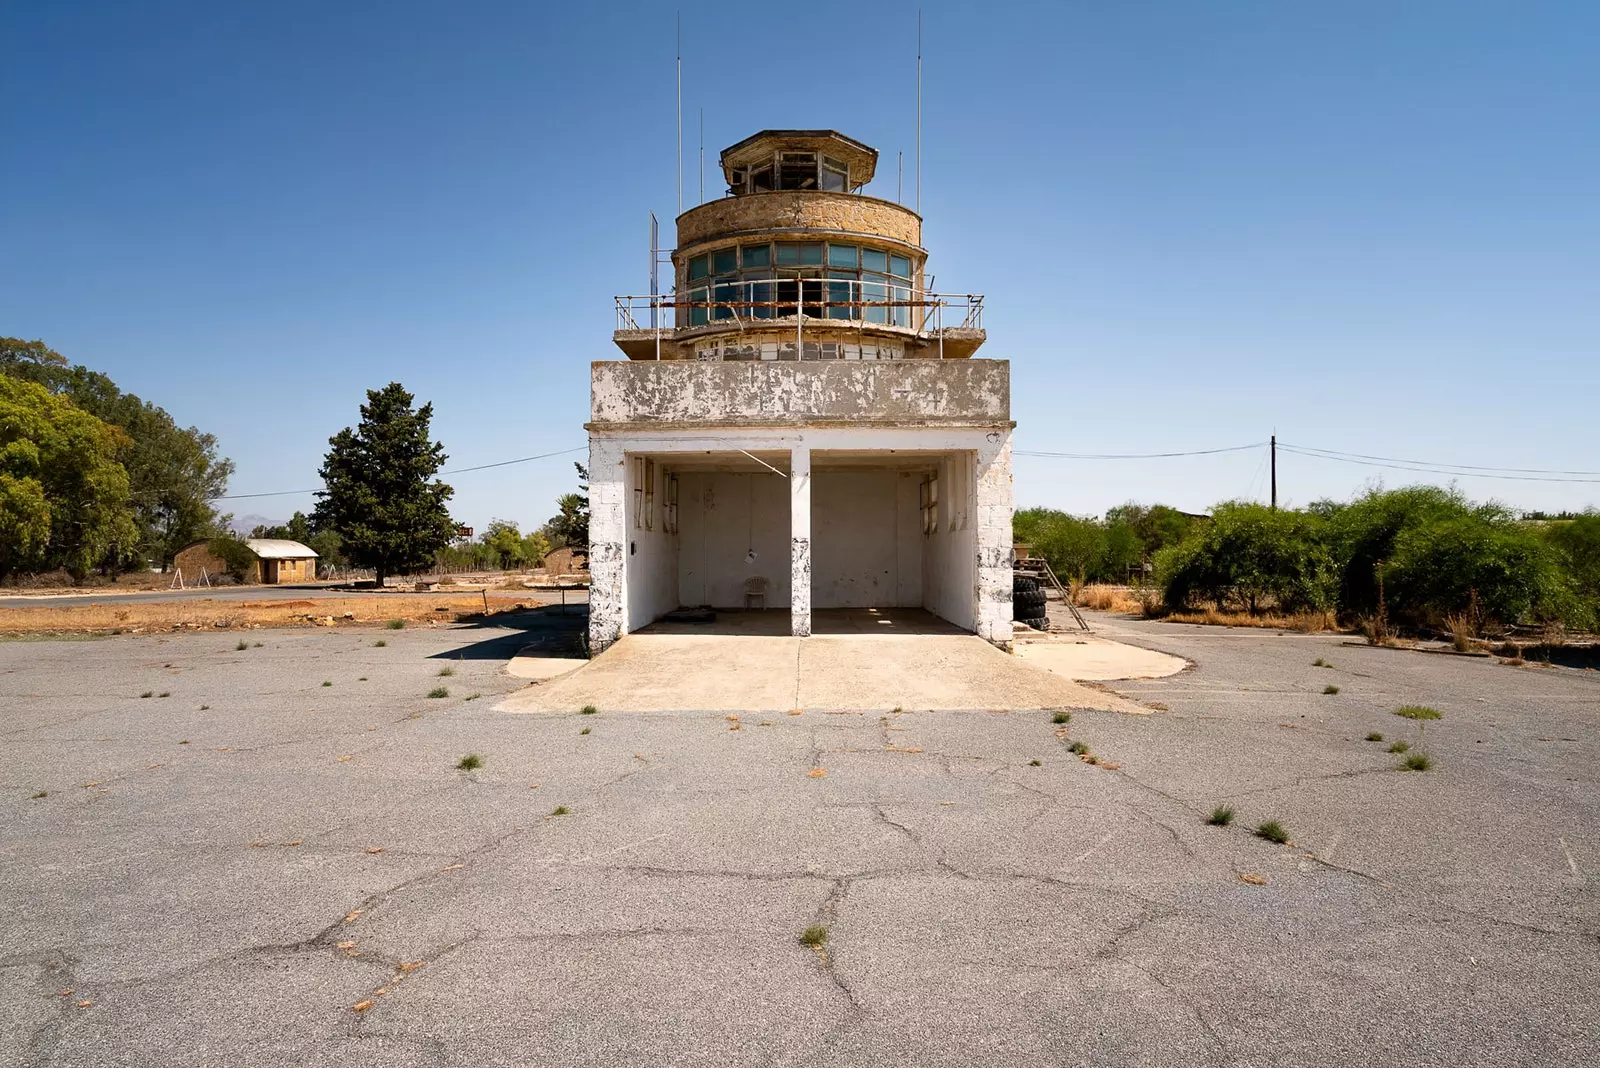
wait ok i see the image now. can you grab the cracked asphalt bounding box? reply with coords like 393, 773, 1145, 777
2, 607, 1597, 1066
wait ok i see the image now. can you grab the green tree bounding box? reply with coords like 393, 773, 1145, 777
251, 510, 345, 572
1, 340, 234, 569
1014, 507, 1105, 582
0, 376, 138, 580
1544, 512, 1600, 629
543, 463, 590, 548
313, 383, 456, 586
482, 518, 529, 570
521, 529, 552, 567
1156, 501, 1334, 614
1324, 486, 1473, 618
1382, 513, 1566, 628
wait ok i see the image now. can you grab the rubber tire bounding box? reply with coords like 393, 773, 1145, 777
1020, 615, 1049, 631
1017, 590, 1046, 612
1013, 575, 1040, 594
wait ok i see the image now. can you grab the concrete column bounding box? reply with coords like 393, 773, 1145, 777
973, 431, 1015, 649
790, 444, 812, 637
587, 435, 628, 654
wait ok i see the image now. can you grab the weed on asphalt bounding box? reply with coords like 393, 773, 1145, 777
1051, 711, 1071, 724
373, 640, 387, 648
1365, 732, 1384, 742
1207, 805, 1235, 826
1323, 684, 1341, 695
551, 805, 570, 816
1028, 758, 1042, 766
799, 926, 827, 948
1067, 740, 1089, 755
1255, 820, 1290, 844
1388, 740, 1411, 753
158, 691, 170, 698
321, 681, 332, 687
1401, 752, 1434, 771
253, 642, 263, 648
455, 753, 483, 771
139, 691, 152, 699
386, 620, 405, 630
236, 640, 249, 651
427, 687, 449, 699
31, 791, 47, 799
1394, 705, 1442, 722
580, 727, 591, 736
580, 704, 598, 715
438, 667, 455, 677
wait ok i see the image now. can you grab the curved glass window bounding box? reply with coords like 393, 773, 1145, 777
684, 242, 915, 327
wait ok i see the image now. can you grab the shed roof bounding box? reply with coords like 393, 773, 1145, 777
245, 538, 319, 559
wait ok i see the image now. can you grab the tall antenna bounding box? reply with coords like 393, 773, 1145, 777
916, 9, 922, 215
898, 151, 903, 204
699, 107, 705, 204
676, 11, 682, 215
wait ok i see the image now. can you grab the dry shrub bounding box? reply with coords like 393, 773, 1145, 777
1444, 613, 1476, 652
1164, 608, 1337, 633
1074, 584, 1146, 614
0, 594, 538, 636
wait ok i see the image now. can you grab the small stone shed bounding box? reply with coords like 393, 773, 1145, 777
172, 538, 319, 585
542, 546, 589, 578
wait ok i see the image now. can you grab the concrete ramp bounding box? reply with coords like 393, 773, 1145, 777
497, 633, 1151, 714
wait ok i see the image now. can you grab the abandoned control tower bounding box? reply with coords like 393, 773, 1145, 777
588, 129, 1013, 652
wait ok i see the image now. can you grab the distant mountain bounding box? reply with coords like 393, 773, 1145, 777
228, 514, 285, 536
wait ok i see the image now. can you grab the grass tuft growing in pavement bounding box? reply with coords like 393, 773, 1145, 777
1028, 758, 1042, 767
1323, 684, 1340, 695
386, 619, 405, 630
579, 704, 598, 715
1067, 740, 1089, 756
139, 691, 152, 699
158, 691, 170, 698
1401, 752, 1433, 772
798, 925, 828, 948
373, 640, 387, 648
427, 687, 449, 699
1365, 732, 1384, 742
322, 681, 332, 687
1207, 805, 1235, 826
1312, 658, 1329, 668
253, 642, 263, 648
551, 805, 570, 816
1051, 711, 1071, 724
580, 727, 591, 736
1388, 740, 1411, 753
31, 790, 47, 799
438, 667, 454, 677
1394, 705, 1442, 722
1255, 820, 1290, 844
455, 753, 483, 771
236, 640, 249, 651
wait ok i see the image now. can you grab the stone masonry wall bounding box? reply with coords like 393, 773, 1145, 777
676, 192, 921, 249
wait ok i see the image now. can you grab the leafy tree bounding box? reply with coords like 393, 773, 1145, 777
1156, 501, 1334, 614
1014, 507, 1105, 582
313, 383, 456, 586
483, 519, 528, 570
1324, 486, 1473, 618
1544, 512, 1600, 630
543, 463, 590, 548
0, 376, 138, 580
1382, 513, 1566, 628
1, 339, 233, 569
1105, 502, 1196, 561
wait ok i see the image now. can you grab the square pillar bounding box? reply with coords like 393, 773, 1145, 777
587, 435, 627, 654
790, 444, 812, 637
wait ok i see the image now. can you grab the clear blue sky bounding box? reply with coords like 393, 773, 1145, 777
4, 1, 1596, 529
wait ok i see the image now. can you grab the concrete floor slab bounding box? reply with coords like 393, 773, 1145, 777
497, 633, 1144, 714
1014, 633, 1188, 681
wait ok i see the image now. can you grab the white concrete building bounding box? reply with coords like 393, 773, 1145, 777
589, 130, 1012, 653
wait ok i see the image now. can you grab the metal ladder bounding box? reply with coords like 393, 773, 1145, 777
1037, 560, 1090, 632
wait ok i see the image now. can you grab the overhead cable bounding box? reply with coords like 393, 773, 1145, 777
209, 446, 587, 501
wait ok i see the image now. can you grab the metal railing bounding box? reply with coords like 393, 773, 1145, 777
614, 278, 983, 359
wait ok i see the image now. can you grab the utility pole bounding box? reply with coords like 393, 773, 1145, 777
1270, 434, 1277, 510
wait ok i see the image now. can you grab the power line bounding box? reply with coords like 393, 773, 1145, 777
1276, 445, 1600, 484
209, 446, 587, 501
1280, 442, 1600, 477
1015, 442, 1267, 460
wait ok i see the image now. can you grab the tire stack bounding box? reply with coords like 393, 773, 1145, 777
1013, 574, 1049, 631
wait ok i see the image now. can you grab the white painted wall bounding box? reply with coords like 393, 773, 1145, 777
811, 469, 924, 608
922, 453, 979, 631
677, 471, 792, 609
625, 458, 678, 633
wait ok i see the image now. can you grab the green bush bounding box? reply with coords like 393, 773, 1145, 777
1381, 513, 1566, 628
1156, 502, 1334, 614
1544, 512, 1600, 631
1322, 486, 1473, 619
208, 536, 256, 583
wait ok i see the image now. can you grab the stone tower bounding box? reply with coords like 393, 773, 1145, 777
589, 129, 1012, 653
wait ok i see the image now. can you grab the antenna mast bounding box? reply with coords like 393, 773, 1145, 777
699, 107, 705, 204
676, 12, 682, 215
916, 9, 922, 215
